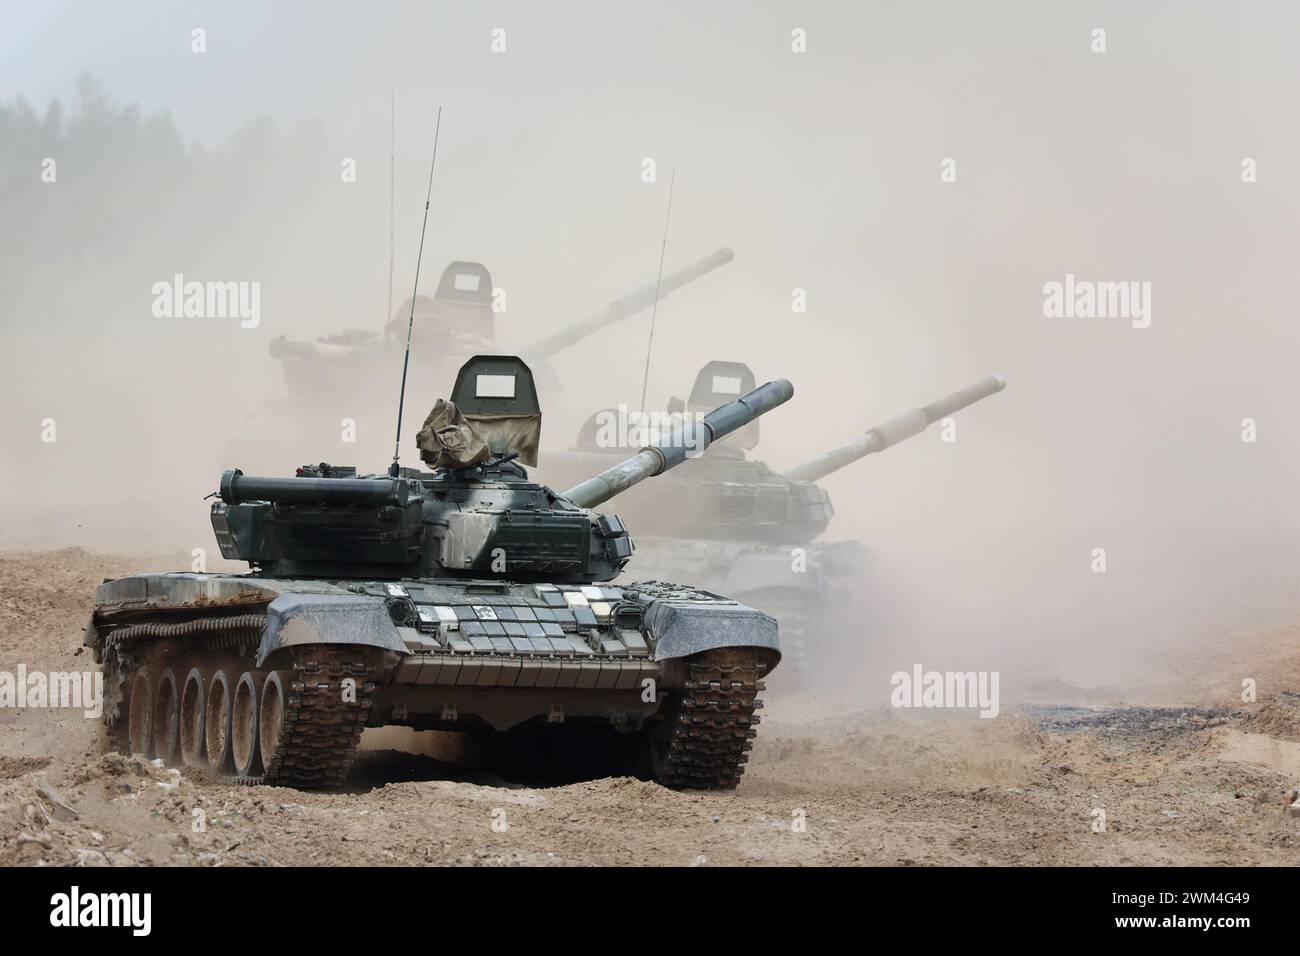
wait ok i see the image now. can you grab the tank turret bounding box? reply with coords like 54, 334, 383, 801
537, 364, 1007, 685
211, 355, 792, 583
264, 249, 734, 385
548, 367, 1006, 546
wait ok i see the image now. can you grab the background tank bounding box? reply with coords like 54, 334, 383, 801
225, 249, 735, 472
85, 355, 793, 790
538, 363, 1007, 683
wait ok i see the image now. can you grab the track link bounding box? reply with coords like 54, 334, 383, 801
261, 648, 376, 788
655, 648, 766, 790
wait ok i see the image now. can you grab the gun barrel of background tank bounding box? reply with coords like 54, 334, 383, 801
268, 337, 354, 361
781, 374, 1006, 484
218, 470, 410, 506
561, 378, 794, 510
524, 247, 735, 360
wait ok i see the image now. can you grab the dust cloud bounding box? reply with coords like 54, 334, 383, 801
2, 0, 1298, 705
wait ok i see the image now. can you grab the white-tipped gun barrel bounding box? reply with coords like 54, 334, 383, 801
524, 248, 735, 360
781, 374, 1006, 484
561, 378, 795, 509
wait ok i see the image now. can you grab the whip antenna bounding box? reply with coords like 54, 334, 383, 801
389, 106, 442, 477
637, 165, 676, 413
386, 91, 395, 325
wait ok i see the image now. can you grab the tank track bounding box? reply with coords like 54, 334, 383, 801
655, 648, 765, 789
258, 649, 375, 788
102, 643, 135, 754
100, 616, 376, 789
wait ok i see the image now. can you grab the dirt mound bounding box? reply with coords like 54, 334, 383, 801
1248, 693, 1300, 742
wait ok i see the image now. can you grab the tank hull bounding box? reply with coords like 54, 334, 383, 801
85, 572, 777, 789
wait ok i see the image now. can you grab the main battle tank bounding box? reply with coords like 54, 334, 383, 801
539, 363, 1007, 681
226, 250, 735, 472
84, 355, 792, 790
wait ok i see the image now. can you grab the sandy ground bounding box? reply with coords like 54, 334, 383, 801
3, 548, 1300, 866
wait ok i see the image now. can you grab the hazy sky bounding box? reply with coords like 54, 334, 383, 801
6, 1, 1297, 525
3, 1, 1298, 689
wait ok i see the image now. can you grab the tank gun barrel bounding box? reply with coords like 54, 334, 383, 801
268, 337, 356, 361
781, 374, 1006, 483
524, 248, 734, 360
218, 469, 412, 507
561, 378, 793, 509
